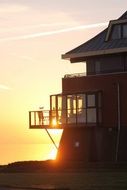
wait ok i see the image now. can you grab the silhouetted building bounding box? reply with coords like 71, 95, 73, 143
29, 11, 127, 162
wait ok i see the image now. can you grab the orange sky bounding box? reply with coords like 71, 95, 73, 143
0, 1, 126, 164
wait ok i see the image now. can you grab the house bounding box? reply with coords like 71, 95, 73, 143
29, 11, 127, 162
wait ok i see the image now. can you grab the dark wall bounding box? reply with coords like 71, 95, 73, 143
57, 126, 127, 162
62, 73, 127, 128
60, 73, 127, 162
57, 127, 117, 162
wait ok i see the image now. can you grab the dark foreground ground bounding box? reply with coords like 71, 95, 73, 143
0, 171, 127, 190
0, 185, 68, 190
1, 161, 127, 190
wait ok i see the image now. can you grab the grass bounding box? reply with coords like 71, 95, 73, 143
0, 171, 127, 190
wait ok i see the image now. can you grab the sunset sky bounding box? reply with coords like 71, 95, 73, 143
0, 0, 126, 164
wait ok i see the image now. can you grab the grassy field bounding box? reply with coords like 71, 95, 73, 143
0, 171, 127, 190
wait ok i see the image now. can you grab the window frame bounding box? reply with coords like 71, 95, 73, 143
50, 91, 102, 126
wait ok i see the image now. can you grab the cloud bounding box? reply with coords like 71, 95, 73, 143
0, 84, 11, 91
0, 4, 28, 14
0, 22, 72, 33
0, 22, 108, 42
10, 53, 42, 64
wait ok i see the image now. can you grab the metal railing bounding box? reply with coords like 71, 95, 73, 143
64, 70, 127, 79
64, 72, 86, 78
29, 109, 99, 129
29, 110, 63, 129
29, 110, 50, 128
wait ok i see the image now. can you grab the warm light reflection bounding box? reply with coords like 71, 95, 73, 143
49, 129, 63, 135
49, 148, 57, 160
52, 118, 57, 126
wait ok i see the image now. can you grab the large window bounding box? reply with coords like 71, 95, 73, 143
67, 95, 77, 123
111, 23, 127, 40
86, 94, 96, 123
123, 24, 127, 38
111, 24, 121, 40
50, 91, 102, 126
77, 94, 86, 123
87, 55, 124, 75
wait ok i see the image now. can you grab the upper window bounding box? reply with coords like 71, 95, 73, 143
111, 24, 121, 39
123, 24, 127, 38
111, 23, 127, 40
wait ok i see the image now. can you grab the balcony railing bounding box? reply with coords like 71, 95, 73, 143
64, 70, 127, 79
64, 72, 86, 78
29, 110, 49, 127
29, 109, 99, 129
29, 110, 64, 129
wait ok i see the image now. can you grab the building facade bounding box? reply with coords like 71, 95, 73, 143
29, 11, 127, 162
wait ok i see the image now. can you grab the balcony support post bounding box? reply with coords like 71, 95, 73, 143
45, 128, 58, 150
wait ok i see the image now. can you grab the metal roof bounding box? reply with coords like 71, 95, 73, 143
62, 11, 127, 62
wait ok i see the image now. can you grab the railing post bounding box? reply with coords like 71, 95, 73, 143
29, 111, 31, 128
34, 111, 36, 125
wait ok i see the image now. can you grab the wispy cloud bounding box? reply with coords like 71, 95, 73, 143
0, 84, 11, 91
0, 22, 108, 42
0, 4, 28, 14
10, 53, 42, 64
0, 22, 72, 33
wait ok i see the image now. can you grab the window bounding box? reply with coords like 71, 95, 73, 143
65, 92, 102, 125
87, 108, 96, 123
77, 94, 86, 112
51, 95, 56, 110
123, 24, 127, 38
77, 94, 86, 123
50, 95, 57, 125
58, 95, 62, 124
67, 95, 76, 123
111, 24, 121, 39
95, 61, 101, 74
51, 92, 102, 126
111, 23, 127, 40
87, 94, 95, 107
86, 94, 96, 123
73, 98, 76, 114
61, 95, 67, 124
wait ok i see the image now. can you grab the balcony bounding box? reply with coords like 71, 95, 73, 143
29, 110, 63, 129
29, 91, 102, 129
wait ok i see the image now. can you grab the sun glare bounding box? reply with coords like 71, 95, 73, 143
52, 118, 57, 126
49, 148, 57, 160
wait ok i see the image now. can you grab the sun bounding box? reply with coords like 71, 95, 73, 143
49, 148, 57, 160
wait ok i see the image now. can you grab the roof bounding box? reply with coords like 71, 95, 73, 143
62, 11, 127, 62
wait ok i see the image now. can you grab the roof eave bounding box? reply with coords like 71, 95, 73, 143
62, 47, 127, 62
